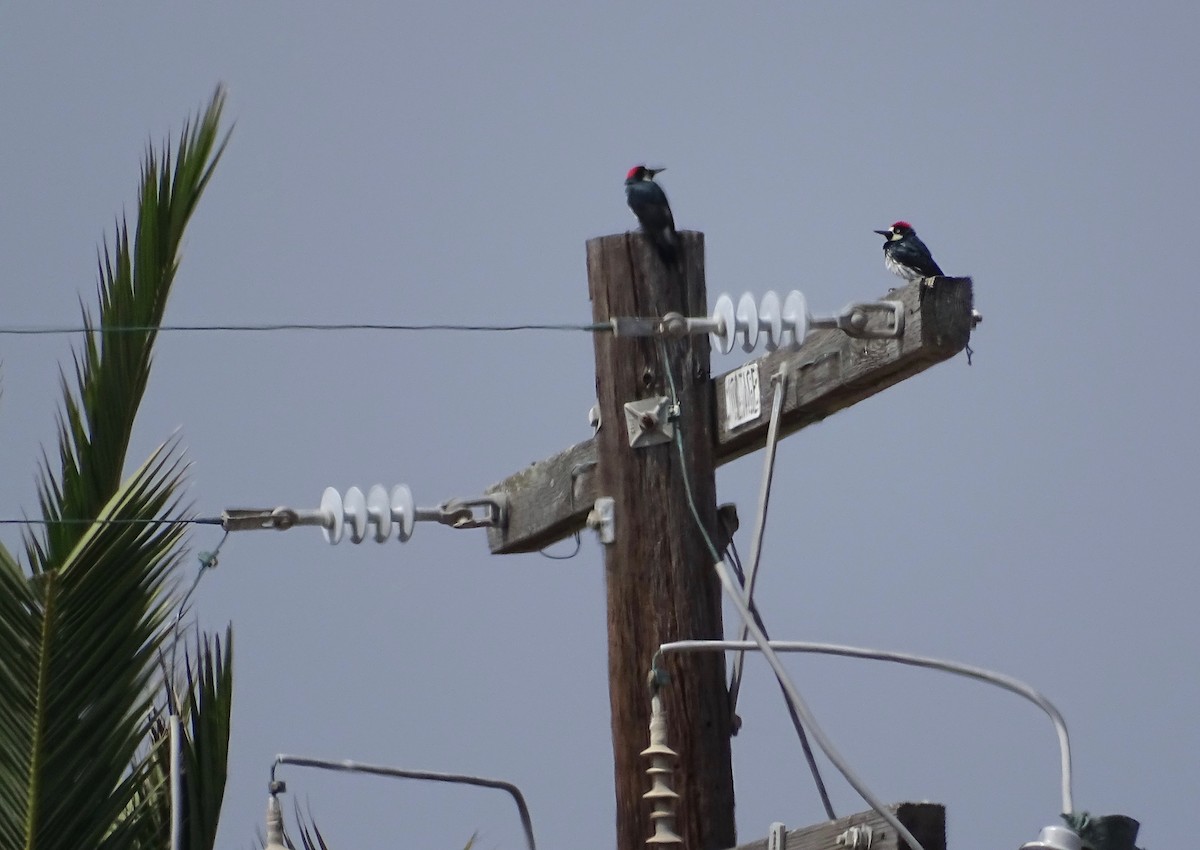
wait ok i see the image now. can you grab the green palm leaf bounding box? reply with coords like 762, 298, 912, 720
23, 87, 229, 575
115, 628, 234, 850
0, 87, 230, 850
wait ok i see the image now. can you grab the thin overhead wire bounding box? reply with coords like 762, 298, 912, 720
655, 338, 721, 563
538, 532, 582, 560
167, 529, 230, 681
272, 754, 537, 850
0, 516, 223, 527
659, 639, 1074, 816
657, 339, 925, 848
728, 367, 787, 715
731, 592, 837, 820
724, 531, 747, 585
724, 538, 836, 816
657, 339, 836, 822
710, 561, 930, 850
0, 320, 609, 336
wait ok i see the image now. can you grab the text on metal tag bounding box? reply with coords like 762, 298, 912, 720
724, 362, 761, 430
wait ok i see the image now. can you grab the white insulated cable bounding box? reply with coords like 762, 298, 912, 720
661, 639, 1074, 815
710, 561, 930, 850
728, 368, 787, 713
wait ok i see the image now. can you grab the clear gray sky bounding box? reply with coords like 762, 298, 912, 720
3, 3, 1197, 849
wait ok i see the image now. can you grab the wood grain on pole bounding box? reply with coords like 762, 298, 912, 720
589, 230, 735, 850
486, 277, 973, 554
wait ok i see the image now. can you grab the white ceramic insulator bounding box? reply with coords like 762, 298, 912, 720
709, 293, 736, 355
343, 486, 368, 544
759, 290, 783, 351
641, 696, 682, 847
736, 292, 760, 352
390, 484, 416, 542
320, 486, 344, 545
367, 484, 392, 543
780, 290, 811, 350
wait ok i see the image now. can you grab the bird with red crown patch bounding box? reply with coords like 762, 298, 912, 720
875, 220, 975, 364
874, 221, 944, 281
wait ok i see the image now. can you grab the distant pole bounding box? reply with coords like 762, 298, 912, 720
588, 231, 735, 850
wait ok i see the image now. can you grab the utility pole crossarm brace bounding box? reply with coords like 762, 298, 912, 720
485, 276, 974, 554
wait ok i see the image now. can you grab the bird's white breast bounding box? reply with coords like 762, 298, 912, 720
884, 253, 923, 281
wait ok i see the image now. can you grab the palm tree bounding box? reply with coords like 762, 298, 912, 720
0, 87, 233, 850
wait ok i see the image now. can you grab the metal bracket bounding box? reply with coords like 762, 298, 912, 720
434, 494, 507, 530
811, 301, 905, 339
587, 497, 615, 544
623, 396, 675, 448
836, 825, 875, 850
768, 822, 787, 850
221, 506, 326, 532
610, 316, 660, 337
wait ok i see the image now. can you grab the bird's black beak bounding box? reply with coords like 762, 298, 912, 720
647, 167, 666, 177
873, 229, 891, 237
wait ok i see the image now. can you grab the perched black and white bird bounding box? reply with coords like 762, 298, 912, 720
874, 221, 943, 281
625, 165, 678, 266
877, 220, 975, 364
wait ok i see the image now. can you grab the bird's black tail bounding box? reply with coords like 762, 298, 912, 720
647, 228, 681, 270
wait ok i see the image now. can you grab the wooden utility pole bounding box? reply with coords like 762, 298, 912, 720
588, 231, 735, 850
485, 230, 974, 850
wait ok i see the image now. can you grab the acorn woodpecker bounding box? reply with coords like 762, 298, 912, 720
877, 221, 975, 364
625, 165, 678, 266
874, 221, 943, 282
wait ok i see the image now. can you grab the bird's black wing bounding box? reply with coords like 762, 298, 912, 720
626, 182, 675, 232
899, 236, 943, 276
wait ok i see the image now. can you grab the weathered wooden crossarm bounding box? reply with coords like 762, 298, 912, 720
717, 275, 974, 463
728, 802, 946, 850
485, 437, 599, 555
485, 276, 974, 554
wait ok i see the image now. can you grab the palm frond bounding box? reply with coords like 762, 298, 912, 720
113, 627, 233, 850
0, 87, 230, 850
0, 443, 189, 850
289, 799, 333, 850
23, 86, 229, 575
180, 627, 234, 850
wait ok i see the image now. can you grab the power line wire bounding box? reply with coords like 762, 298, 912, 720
655, 338, 930, 848
655, 338, 721, 563
0, 516, 223, 527
660, 639, 1074, 816
0, 321, 609, 336
656, 338, 836, 821
711, 559, 929, 850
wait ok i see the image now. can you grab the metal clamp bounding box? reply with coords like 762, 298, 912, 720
811, 301, 905, 339
624, 396, 676, 448
221, 507, 328, 532
836, 825, 874, 850
433, 495, 507, 530
587, 497, 615, 544
768, 822, 788, 850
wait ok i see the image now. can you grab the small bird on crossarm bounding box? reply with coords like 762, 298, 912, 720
875, 220, 974, 364
875, 220, 943, 283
